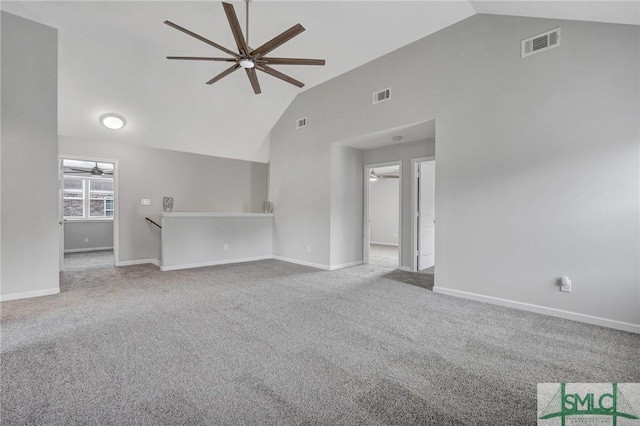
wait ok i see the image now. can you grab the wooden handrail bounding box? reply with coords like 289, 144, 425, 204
145, 217, 162, 229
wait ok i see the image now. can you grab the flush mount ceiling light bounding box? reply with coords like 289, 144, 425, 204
100, 113, 126, 130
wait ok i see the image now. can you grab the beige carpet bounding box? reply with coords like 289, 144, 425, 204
64, 249, 114, 271
2, 259, 638, 424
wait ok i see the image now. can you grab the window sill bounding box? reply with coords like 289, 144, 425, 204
64, 218, 114, 223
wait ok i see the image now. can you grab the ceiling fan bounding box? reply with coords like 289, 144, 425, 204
164, 0, 325, 94
370, 169, 399, 180
64, 162, 113, 176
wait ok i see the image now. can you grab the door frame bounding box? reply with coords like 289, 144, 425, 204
363, 160, 402, 267
59, 155, 120, 268
411, 156, 436, 272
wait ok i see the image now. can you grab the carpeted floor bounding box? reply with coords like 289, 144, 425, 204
64, 249, 114, 271
1, 259, 639, 425
369, 244, 399, 268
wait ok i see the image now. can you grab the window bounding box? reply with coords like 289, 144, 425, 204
63, 178, 85, 218
89, 179, 114, 217
63, 176, 114, 219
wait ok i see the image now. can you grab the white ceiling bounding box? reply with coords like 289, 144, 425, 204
371, 165, 400, 177
337, 119, 435, 151
2, 1, 636, 163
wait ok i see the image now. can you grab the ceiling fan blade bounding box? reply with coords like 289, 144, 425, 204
167, 56, 237, 62
222, 2, 250, 56
259, 57, 325, 66
245, 68, 262, 94
251, 24, 305, 57
257, 65, 304, 88
164, 20, 239, 58
206, 64, 241, 85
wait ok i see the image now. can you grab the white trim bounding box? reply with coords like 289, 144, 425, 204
161, 212, 273, 218
64, 219, 114, 223
64, 246, 113, 253
433, 286, 640, 334
370, 241, 399, 247
272, 256, 330, 270
161, 256, 272, 271
1, 287, 60, 302
399, 266, 412, 272
329, 261, 363, 271
116, 258, 160, 267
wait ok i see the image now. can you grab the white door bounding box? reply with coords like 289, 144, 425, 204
58, 159, 65, 271
418, 161, 435, 270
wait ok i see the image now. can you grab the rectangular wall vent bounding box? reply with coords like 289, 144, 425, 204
372, 88, 391, 104
522, 28, 561, 58
295, 117, 307, 129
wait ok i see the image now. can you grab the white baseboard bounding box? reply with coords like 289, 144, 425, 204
116, 258, 160, 267
329, 261, 363, 271
272, 256, 330, 271
370, 242, 399, 247
433, 286, 640, 334
161, 256, 272, 272
64, 246, 113, 253
1, 287, 60, 302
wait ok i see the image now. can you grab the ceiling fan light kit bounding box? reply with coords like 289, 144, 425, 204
165, 0, 325, 94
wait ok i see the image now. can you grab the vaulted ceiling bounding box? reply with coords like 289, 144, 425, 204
2, 1, 637, 163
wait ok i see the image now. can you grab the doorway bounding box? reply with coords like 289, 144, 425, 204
59, 156, 119, 271
364, 161, 401, 269
412, 157, 435, 272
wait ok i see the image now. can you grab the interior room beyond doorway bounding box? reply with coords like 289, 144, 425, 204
367, 164, 400, 269
60, 158, 116, 271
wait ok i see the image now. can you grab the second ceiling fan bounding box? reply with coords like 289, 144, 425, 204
165, 0, 325, 94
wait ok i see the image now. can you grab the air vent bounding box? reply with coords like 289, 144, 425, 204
522, 28, 560, 58
295, 117, 307, 129
372, 88, 391, 104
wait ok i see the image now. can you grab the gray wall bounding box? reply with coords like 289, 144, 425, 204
269, 15, 639, 325
161, 215, 272, 270
369, 178, 399, 246
64, 221, 114, 251
330, 145, 364, 267
59, 137, 268, 263
1, 12, 59, 299
363, 140, 434, 268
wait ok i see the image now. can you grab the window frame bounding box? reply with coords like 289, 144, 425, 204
63, 175, 114, 221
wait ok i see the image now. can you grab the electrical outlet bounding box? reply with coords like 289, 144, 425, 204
141, 199, 151, 206
84, 238, 89, 243
223, 244, 229, 251
306, 245, 311, 253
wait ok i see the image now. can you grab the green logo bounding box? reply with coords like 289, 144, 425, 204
538, 383, 639, 425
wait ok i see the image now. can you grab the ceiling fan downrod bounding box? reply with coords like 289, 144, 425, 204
245, 0, 251, 47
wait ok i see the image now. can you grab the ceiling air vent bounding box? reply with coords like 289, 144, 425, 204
522, 28, 560, 58
295, 117, 307, 129
373, 88, 391, 105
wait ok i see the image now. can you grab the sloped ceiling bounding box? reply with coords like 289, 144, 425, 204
1, 1, 637, 163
